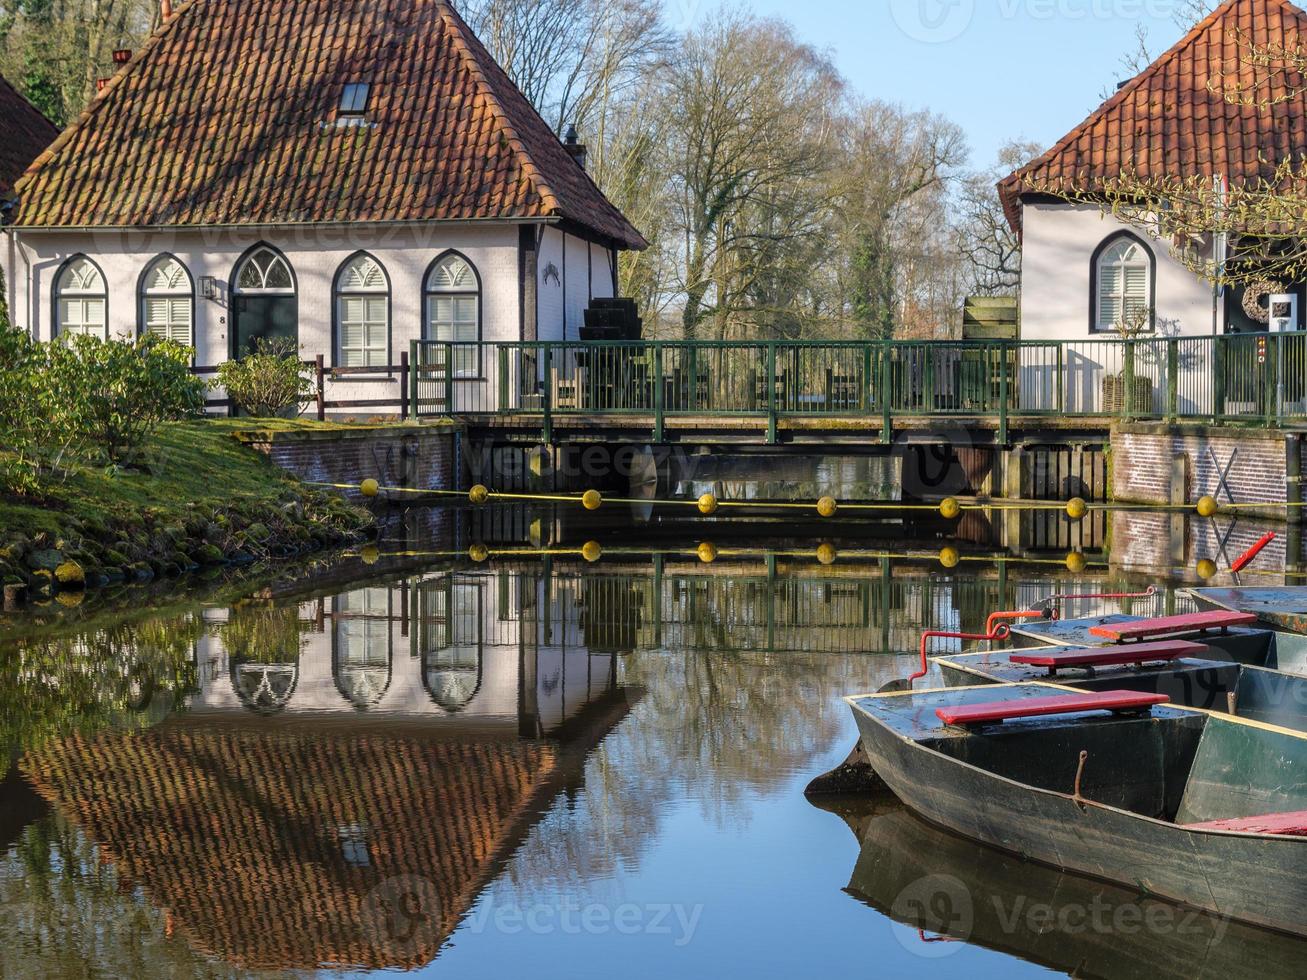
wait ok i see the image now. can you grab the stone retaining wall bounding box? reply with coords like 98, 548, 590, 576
236, 422, 462, 501
1112, 422, 1303, 522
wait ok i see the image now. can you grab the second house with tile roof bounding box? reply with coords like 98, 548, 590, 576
0, 0, 644, 410
1001, 0, 1307, 344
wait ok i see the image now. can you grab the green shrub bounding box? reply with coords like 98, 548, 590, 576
214, 339, 313, 417
43, 333, 207, 467
0, 320, 53, 494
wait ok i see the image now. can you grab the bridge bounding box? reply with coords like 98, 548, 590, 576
405, 334, 1307, 446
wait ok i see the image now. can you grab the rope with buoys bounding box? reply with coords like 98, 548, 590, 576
307, 480, 1291, 522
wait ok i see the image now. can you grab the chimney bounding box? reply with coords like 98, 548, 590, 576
161, 0, 173, 20
113, 49, 132, 64
563, 124, 588, 171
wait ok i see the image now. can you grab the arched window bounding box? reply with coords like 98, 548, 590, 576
335, 253, 389, 367
140, 255, 194, 346
230, 244, 298, 359
235, 246, 294, 293
424, 252, 480, 376
55, 256, 107, 339
1093, 235, 1153, 332
331, 588, 393, 711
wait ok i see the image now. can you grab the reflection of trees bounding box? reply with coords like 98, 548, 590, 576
500, 647, 907, 897
0, 615, 202, 781
0, 812, 249, 979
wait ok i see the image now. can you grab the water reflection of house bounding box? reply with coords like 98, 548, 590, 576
19, 572, 638, 971
194, 570, 621, 736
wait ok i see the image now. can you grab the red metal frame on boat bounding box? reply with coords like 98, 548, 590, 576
985, 608, 1054, 639
914, 626, 1011, 689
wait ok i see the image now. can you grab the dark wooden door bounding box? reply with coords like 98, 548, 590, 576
232, 294, 298, 358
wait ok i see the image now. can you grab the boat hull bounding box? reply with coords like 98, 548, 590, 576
850, 702, 1307, 936
840, 798, 1307, 979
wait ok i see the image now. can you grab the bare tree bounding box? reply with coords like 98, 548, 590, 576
954, 140, 1042, 296
0, 0, 158, 124
461, 0, 671, 135
831, 102, 967, 339
663, 11, 840, 339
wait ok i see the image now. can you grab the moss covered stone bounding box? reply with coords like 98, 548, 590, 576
54, 561, 86, 587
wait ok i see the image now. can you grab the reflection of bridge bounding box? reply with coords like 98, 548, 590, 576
411, 337, 1307, 445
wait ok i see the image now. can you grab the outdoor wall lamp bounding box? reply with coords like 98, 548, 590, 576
199, 276, 218, 300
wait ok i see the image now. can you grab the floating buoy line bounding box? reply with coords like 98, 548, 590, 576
308, 480, 1283, 524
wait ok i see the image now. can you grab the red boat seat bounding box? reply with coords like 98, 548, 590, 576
1088, 610, 1257, 643
1010, 639, 1207, 673
1184, 811, 1307, 836
935, 690, 1170, 726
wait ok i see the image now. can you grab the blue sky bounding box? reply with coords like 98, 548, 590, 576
679, 1, 1202, 171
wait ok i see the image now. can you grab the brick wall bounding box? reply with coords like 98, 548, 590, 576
237, 423, 461, 502
1111, 510, 1298, 582
1112, 422, 1294, 519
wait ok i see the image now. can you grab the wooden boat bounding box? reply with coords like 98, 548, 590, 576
822, 792, 1307, 979
1188, 587, 1307, 666
937, 608, 1307, 732
846, 682, 1307, 935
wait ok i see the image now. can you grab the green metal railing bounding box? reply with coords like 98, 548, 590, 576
411, 334, 1307, 440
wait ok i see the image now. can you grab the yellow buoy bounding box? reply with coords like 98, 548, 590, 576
582, 489, 603, 511
581, 540, 603, 563
468, 543, 490, 563
939, 497, 961, 520
1066, 551, 1088, 574
817, 496, 838, 518
1066, 497, 1088, 521
360, 478, 380, 498
360, 544, 380, 566
1196, 496, 1219, 518
468, 484, 490, 505
816, 542, 838, 566
698, 493, 719, 515
697, 541, 718, 564
939, 546, 960, 569
1196, 558, 1218, 581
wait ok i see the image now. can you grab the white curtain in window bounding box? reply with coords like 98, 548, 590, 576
56, 258, 107, 339
141, 256, 193, 345
425, 255, 479, 376
336, 255, 389, 367
1096, 239, 1151, 331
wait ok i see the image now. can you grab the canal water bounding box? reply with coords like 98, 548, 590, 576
0, 487, 1296, 978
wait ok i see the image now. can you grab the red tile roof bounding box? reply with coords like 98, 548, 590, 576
0, 74, 58, 197
999, 0, 1307, 232
23, 725, 560, 971
14, 0, 646, 249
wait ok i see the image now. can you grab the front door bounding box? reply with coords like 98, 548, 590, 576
233, 294, 298, 358
231, 246, 298, 359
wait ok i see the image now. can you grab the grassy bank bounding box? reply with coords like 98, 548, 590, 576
1, 419, 377, 596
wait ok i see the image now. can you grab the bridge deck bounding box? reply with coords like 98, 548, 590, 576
467, 412, 1118, 445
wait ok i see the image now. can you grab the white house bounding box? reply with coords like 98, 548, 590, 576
0, 0, 644, 412
1002, 0, 1307, 342
998, 0, 1307, 413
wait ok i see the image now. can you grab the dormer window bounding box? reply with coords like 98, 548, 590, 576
340, 82, 370, 116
